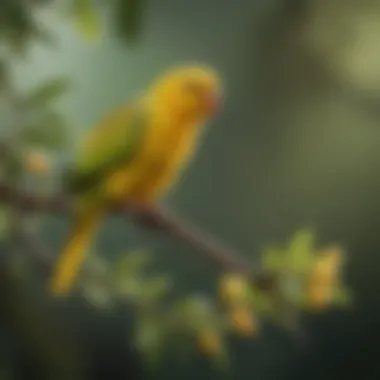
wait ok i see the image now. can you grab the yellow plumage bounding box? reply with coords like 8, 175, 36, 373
50, 64, 222, 296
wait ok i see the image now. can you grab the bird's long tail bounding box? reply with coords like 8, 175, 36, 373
50, 208, 103, 297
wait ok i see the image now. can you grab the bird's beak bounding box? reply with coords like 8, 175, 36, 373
204, 91, 221, 114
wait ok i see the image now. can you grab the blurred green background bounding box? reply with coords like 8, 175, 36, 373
2, 0, 380, 379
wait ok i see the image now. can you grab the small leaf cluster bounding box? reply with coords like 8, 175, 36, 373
0, 0, 146, 54
261, 229, 350, 311
19, 76, 70, 151
80, 229, 351, 369
69, 0, 145, 43
0, 0, 55, 56
0, 73, 70, 181
0, 70, 71, 241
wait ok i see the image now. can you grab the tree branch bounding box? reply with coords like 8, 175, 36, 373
0, 179, 275, 290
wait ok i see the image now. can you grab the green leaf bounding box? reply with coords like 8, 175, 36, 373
1, 2, 34, 57
139, 275, 172, 303
248, 287, 274, 314
134, 315, 165, 368
135, 316, 163, 349
279, 275, 305, 307
28, 77, 69, 106
72, 0, 102, 43
175, 296, 220, 331
261, 246, 284, 271
115, 275, 144, 299
114, 0, 145, 43
113, 249, 151, 278
21, 111, 69, 150
287, 229, 315, 274
82, 283, 113, 311
195, 328, 229, 371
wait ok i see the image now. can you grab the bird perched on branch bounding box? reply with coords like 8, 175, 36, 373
50, 64, 223, 296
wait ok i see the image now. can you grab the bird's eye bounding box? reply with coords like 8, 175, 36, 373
182, 81, 204, 96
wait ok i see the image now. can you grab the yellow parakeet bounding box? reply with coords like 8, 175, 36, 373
50, 64, 223, 296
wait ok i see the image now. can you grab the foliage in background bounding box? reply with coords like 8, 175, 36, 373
0, 0, 145, 55
80, 234, 350, 368
0, 0, 352, 373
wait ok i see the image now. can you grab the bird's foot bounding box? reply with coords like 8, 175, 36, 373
131, 203, 166, 229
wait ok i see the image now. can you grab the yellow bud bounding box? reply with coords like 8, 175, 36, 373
305, 247, 344, 311
309, 245, 343, 288
320, 246, 343, 279
306, 282, 333, 310
219, 273, 249, 307
197, 330, 222, 356
229, 307, 258, 337
25, 151, 50, 176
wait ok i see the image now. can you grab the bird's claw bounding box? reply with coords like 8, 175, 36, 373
131, 204, 165, 229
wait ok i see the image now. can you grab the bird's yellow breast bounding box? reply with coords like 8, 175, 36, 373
105, 117, 202, 205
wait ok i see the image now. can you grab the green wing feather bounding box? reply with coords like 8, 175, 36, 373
67, 103, 147, 193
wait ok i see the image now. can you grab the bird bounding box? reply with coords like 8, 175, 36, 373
49, 64, 223, 297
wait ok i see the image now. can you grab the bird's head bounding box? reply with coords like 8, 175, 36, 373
147, 64, 223, 123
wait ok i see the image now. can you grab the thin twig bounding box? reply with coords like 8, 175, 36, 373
0, 179, 275, 290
